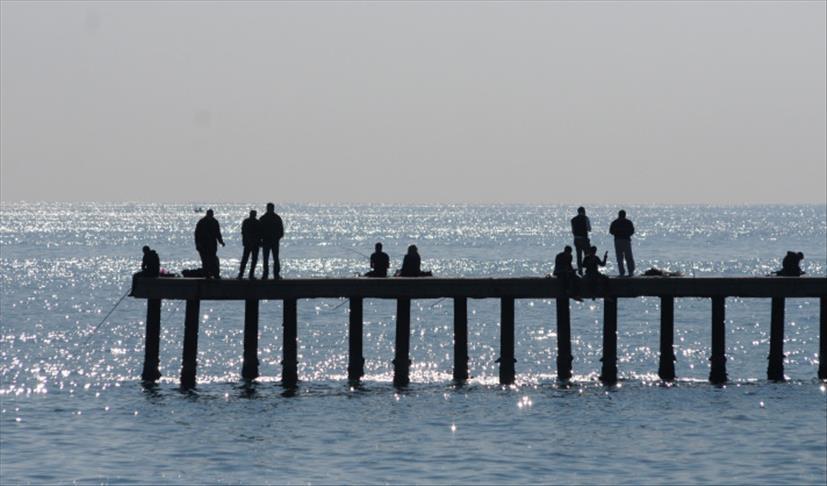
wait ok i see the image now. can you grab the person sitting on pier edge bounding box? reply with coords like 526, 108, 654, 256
776, 251, 805, 276
396, 245, 433, 277
238, 210, 260, 279
259, 202, 285, 279
571, 206, 591, 276
551, 245, 582, 301
364, 242, 390, 277
130, 246, 160, 294
582, 245, 609, 297
194, 209, 225, 279
609, 209, 635, 277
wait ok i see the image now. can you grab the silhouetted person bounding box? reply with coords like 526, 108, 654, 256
582, 245, 609, 297
131, 246, 160, 294
776, 251, 805, 276
140, 245, 160, 277
238, 210, 260, 279
194, 209, 225, 278
259, 202, 284, 279
571, 207, 591, 276
553, 245, 581, 301
609, 209, 635, 276
397, 245, 433, 277
365, 242, 390, 277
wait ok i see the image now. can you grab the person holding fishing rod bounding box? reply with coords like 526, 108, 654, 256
364, 242, 390, 277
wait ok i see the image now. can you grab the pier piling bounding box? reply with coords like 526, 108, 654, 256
141, 298, 162, 382
600, 298, 618, 385
767, 298, 785, 381
282, 299, 298, 387
242, 299, 259, 380
180, 299, 200, 389
394, 298, 411, 387
348, 298, 364, 383
658, 297, 676, 381
556, 297, 573, 381
499, 297, 516, 385
709, 297, 728, 384
453, 297, 469, 382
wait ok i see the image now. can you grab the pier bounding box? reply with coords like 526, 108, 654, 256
130, 277, 827, 388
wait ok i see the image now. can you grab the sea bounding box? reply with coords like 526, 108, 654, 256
1, 203, 825, 484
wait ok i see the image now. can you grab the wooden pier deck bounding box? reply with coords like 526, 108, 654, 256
130, 276, 827, 388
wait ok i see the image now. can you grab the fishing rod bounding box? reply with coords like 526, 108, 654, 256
83, 286, 131, 346
336, 245, 370, 259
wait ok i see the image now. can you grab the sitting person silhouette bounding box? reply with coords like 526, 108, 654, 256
364, 242, 390, 277
775, 251, 805, 276
396, 245, 433, 277
581, 245, 609, 297
130, 246, 161, 295
550, 245, 582, 301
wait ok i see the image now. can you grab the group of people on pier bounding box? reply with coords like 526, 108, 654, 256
135, 205, 806, 288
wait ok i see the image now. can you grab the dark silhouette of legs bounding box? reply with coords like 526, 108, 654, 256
239, 246, 259, 279
574, 239, 589, 276
262, 244, 279, 279
198, 250, 212, 277
614, 240, 635, 276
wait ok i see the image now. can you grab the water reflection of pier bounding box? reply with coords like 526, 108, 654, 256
130, 277, 827, 389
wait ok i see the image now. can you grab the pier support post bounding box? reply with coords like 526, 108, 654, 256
180, 299, 200, 389
556, 297, 573, 381
658, 297, 676, 381
499, 297, 516, 385
242, 299, 260, 380
600, 298, 618, 385
348, 298, 364, 383
819, 298, 826, 381
767, 298, 785, 381
709, 297, 728, 384
453, 297, 469, 382
141, 299, 162, 382
282, 299, 298, 387
393, 298, 411, 387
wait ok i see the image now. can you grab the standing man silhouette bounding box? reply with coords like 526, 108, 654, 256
194, 209, 225, 278
238, 210, 260, 279
609, 209, 635, 276
259, 202, 284, 279
570, 207, 591, 276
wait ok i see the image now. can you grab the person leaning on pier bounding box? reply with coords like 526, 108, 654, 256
396, 245, 433, 277
571, 206, 592, 276
194, 209, 225, 279
237, 210, 260, 279
552, 245, 582, 301
364, 242, 390, 277
609, 209, 635, 277
259, 202, 284, 280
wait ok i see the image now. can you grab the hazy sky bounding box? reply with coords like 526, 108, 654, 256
1, 1, 825, 204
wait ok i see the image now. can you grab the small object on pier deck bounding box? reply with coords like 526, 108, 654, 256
393, 299, 411, 387
453, 297, 469, 382
348, 298, 364, 382
242, 299, 260, 380
767, 298, 785, 381
658, 296, 676, 381
499, 297, 516, 385
600, 298, 618, 385
709, 297, 728, 384
180, 300, 200, 389
141, 298, 162, 382
282, 299, 298, 387
556, 297, 573, 381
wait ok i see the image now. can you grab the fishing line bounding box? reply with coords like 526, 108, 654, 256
83, 287, 130, 346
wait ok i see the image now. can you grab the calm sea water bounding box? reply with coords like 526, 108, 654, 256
1, 203, 825, 484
